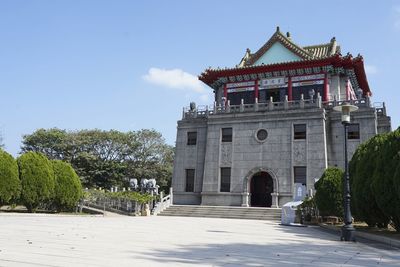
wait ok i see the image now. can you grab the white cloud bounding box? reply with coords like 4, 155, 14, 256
143, 67, 211, 103
143, 68, 206, 93
365, 64, 378, 75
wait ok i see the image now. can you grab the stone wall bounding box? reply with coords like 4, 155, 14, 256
172, 96, 390, 207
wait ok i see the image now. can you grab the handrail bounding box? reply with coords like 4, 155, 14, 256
151, 187, 173, 215
182, 96, 374, 119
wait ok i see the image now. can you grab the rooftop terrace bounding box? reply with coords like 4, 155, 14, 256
182, 95, 387, 120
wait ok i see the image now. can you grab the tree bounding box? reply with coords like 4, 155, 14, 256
18, 152, 55, 212
52, 160, 82, 211
125, 129, 174, 192
349, 134, 389, 227
372, 128, 400, 231
314, 167, 344, 217
21, 128, 71, 160
0, 149, 21, 206
21, 128, 174, 190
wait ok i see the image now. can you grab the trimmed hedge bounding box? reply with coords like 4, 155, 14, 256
52, 160, 82, 211
349, 134, 389, 227
350, 127, 400, 232
371, 128, 400, 231
314, 167, 344, 217
0, 149, 21, 205
18, 152, 55, 212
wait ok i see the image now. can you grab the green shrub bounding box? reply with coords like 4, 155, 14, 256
297, 196, 317, 222
0, 149, 21, 205
52, 160, 82, 212
314, 167, 344, 217
18, 152, 55, 212
349, 134, 389, 227
372, 128, 400, 231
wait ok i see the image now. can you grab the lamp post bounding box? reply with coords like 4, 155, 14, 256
333, 103, 358, 241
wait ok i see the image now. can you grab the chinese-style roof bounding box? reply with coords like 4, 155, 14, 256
303, 38, 340, 58
200, 27, 371, 96
238, 27, 341, 67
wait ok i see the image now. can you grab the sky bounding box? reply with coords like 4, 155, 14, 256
1, 0, 400, 156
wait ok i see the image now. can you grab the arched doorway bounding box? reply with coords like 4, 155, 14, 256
250, 172, 273, 207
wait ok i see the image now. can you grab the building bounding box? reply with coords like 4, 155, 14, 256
172, 27, 391, 208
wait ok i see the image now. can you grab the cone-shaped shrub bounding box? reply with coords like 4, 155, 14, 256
52, 160, 82, 211
0, 149, 21, 205
349, 134, 389, 227
315, 167, 344, 217
18, 152, 54, 212
372, 128, 400, 231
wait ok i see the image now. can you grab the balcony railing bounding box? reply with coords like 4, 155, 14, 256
182, 94, 375, 120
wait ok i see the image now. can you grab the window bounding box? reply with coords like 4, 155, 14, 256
222, 128, 232, 142
294, 166, 307, 185
292, 84, 324, 101
256, 129, 268, 142
348, 124, 360, 140
294, 124, 306, 140
187, 131, 197, 145
227, 91, 255, 105
185, 169, 195, 192
220, 167, 231, 192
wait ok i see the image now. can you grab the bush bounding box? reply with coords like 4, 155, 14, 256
52, 160, 82, 212
349, 134, 389, 227
372, 128, 400, 231
314, 167, 344, 217
18, 152, 55, 212
297, 196, 317, 222
0, 149, 21, 206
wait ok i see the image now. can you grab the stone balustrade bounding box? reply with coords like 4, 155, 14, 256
182, 94, 374, 120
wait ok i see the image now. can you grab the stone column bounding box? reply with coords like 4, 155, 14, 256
226, 100, 231, 113
254, 98, 259, 112
241, 192, 249, 207
284, 95, 289, 110
300, 94, 305, 109
240, 99, 244, 112
268, 97, 274, 111
169, 187, 173, 205
271, 193, 279, 208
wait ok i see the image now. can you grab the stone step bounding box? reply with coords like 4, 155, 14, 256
159, 213, 280, 220
165, 207, 280, 213
160, 208, 280, 213
158, 205, 282, 221
160, 210, 280, 216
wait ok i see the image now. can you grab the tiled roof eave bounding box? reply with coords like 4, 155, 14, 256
199, 55, 371, 96
200, 56, 338, 81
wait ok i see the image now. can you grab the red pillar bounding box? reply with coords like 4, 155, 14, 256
255, 79, 259, 101
288, 76, 292, 101
323, 73, 329, 102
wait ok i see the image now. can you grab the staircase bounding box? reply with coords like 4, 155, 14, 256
158, 205, 281, 221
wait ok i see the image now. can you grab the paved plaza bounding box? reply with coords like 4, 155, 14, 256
0, 213, 399, 266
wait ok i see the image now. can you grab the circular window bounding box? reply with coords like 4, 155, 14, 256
256, 129, 268, 142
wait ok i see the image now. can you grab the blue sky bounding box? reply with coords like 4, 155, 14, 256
1, 0, 400, 156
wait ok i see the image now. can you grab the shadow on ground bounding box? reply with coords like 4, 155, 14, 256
129, 223, 400, 266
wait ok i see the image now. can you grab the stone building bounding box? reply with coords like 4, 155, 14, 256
172, 27, 391, 208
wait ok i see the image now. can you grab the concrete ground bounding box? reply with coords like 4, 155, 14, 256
0, 213, 399, 267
